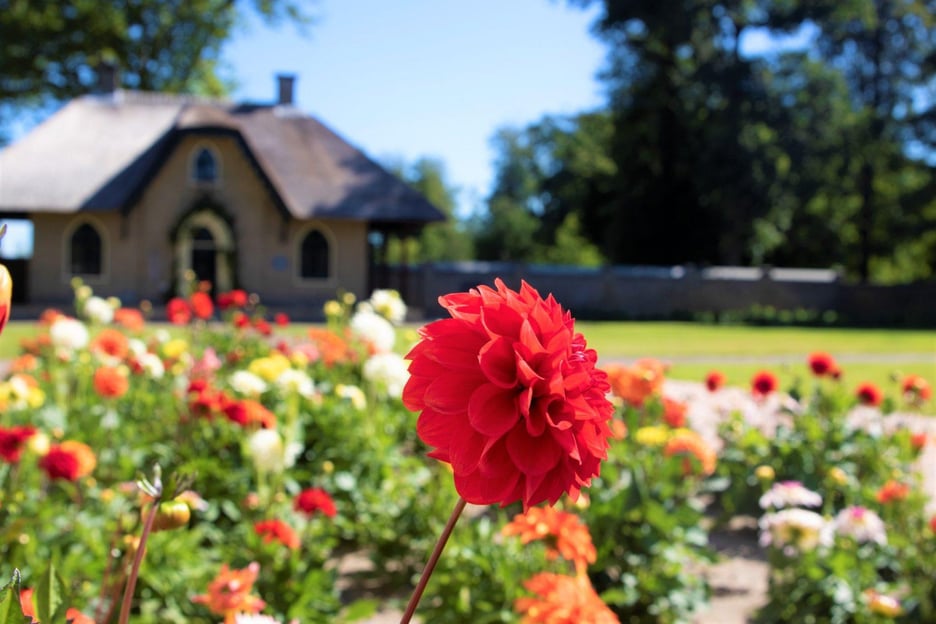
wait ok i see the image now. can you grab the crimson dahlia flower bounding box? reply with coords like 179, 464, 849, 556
402, 279, 614, 509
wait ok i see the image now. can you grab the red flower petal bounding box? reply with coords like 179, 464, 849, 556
468, 384, 520, 439
478, 337, 518, 387
506, 426, 563, 476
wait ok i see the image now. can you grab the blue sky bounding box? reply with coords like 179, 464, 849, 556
224, 0, 608, 217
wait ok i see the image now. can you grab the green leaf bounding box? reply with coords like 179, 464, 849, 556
0, 569, 28, 624
34, 561, 68, 624
338, 598, 379, 622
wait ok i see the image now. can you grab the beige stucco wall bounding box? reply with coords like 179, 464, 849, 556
28, 132, 369, 307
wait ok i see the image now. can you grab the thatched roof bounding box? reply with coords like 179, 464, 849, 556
0, 91, 445, 226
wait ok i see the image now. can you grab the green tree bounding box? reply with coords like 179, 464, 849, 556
384, 156, 472, 263
0, 0, 313, 105
800, 0, 936, 281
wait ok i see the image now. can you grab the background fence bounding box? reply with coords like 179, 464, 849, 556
380, 262, 936, 327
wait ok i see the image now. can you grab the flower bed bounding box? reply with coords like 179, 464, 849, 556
0, 276, 932, 623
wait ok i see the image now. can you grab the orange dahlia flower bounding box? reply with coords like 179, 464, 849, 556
221, 398, 276, 429
403, 279, 614, 508
515, 572, 619, 624
502, 506, 596, 571
190, 291, 215, 320
663, 429, 716, 476
605, 358, 666, 407
192, 562, 266, 624
93, 365, 129, 399
902, 374, 932, 406
662, 397, 687, 428
114, 307, 145, 332
875, 480, 910, 504
91, 328, 130, 360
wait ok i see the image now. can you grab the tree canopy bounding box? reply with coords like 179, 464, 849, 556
0, 0, 313, 105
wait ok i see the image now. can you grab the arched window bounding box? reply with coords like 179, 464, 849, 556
299, 229, 329, 279
193, 148, 217, 183
70, 223, 102, 276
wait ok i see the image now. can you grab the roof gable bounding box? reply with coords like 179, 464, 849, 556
0, 91, 445, 225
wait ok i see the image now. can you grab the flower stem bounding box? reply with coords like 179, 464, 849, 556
400, 496, 467, 624
118, 499, 159, 624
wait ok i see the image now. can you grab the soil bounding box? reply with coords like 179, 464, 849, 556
348, 379, 936, 624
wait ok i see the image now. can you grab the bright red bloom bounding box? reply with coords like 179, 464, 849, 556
705, 370, 726, 392
274, 312, 290, 326
222, 398, 276, 429
0, 425, 36, 463
515, 572, 619, 624
253, 318, 272, 336
751, 370, 778, 397
856, 382, 883, 407
293, 487, 337, 518
190, 291, 214, 320
217, 289, 248, 310
929, 516, 936, 533
402, 279, 614, 509
875, 479, 910, 504
39, 445, 82, 481
166, 297, 191, 325
254, 518, 300, 550
93, 365, 129, 399
807, 352, 837, 377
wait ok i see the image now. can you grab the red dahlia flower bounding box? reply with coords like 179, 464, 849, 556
402, 279, 614, 509
856, 381, 883, 407
704, 370, 726, 392
190, 292, 215, 320
166, 297, 191, 325
0, 425, 36, 463
751, 370, 778, 397
294, 487, 337, 518
254, 518, 300, 550
807, 352, 837, 377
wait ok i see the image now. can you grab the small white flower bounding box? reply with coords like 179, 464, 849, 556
832, 506, 888, 545
759, 481, 823, 510
275, 369, 315, 398
363, 352, 409, 399
759, 508, 830, 552
127, 338, 148, 357
365, 288, 407, 324
336, 384, 367, 410
136, 352, 165, 380
349, 309, 396, 354
50, 317, 89, 351
83, 296, 114, 324
230, 370, 268, 396
247, 428, 285, 474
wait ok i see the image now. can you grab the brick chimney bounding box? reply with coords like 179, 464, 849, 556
277, 74, 296, 106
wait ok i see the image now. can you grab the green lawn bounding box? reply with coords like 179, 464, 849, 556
576, 321, 936, 412
2, 319, 933, 411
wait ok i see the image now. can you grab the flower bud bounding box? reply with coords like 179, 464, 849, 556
150, 499, 192, 532
0, 264, 11, 335
827, 466, 849, 486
